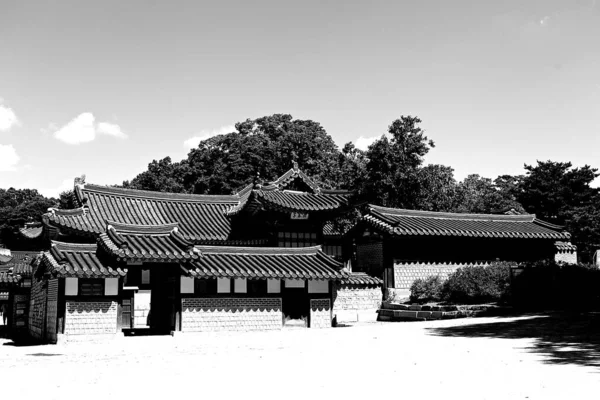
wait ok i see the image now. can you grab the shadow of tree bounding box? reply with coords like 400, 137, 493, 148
427, 312, 600, 369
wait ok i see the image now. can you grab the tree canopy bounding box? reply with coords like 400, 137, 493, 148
0, 188, 57, 248
124, 114, 360, 194
514, 161, 600, 261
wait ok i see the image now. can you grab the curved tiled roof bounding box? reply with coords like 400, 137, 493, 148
255, 189, 348, 212
45, 184, 239, 242
0, 272, 21, 285
99, 222, 199, 262
187, 245, 347, 280
227, 164, 352, 216
42, 241, 126, 278
19, 225, 43, 239
268, 163, 322, 193
339, 272, 383, 286
0, 253, 11, 264
364, 205, 570, 240
555, 241, 577, 252
0, 251, 38, 277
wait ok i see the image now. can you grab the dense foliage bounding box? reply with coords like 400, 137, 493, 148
0, 188, 57, 247
512, 260, 600, 309
123, 114, 359, 194
442, 263, 513, 304
409, 276, 444, 303
409, 262, 513, 305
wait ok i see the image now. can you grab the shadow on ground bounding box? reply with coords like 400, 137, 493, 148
427, 312, 600, 369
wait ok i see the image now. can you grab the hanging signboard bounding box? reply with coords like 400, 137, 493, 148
291, 212, 309, 220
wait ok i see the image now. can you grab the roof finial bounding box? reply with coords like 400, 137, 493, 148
74, 174, 86, 186
253, 171, 262, 188
292, 160, 298, 171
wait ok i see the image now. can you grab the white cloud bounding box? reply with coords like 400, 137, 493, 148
355, 134, 390, 151
0, 144, 20, 171
97, 122, 127, 139
54, 112, 96, 144
37, 178, 76, 198
53, 113, 127, 145
0, 105, 19, 132
183, 125, 235, 149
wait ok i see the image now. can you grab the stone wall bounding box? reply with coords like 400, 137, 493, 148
28, 277, 47, 340
555, 251, 577, 264
309, 299, 331, 328
181, 298, 282, 332
332, 285, 382, 323
64, 301, 118, 335
45, 279, 58, 343
393, 261, 490, 298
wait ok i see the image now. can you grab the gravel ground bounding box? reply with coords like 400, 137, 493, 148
1, 314, 599, 400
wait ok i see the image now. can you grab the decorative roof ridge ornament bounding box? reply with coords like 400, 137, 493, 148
74, 174, 86, 187
104, 220, 179, 235
194, 244, 325, 256
369, 204, 538, 223
80, 183, 239, 203
253, 171, 263, 189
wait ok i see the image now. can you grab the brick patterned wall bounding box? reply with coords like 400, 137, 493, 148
45, 279, 58, 343
64, 301, 118, 335
310, 299, 331, 328
28, 277, 47, 340
181, 298, 282, 332
394, 261, 491, 290
332, 285, 381, 323
555, 251, 577, 264
356, 242, 384, 275
333, 285, 382, 312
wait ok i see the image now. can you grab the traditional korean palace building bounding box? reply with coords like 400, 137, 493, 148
1, 165, 579, 344
3, 164, 382, 343
351, 205, 576, 298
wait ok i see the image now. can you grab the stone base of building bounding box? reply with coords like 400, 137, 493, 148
181, 297, 283, 332
332, 284, 382, 324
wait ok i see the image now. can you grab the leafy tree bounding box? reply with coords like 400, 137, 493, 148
517, 161, 599, 224
331, 142, 368, 194
58, 190, 76, 209
0, 188, 57, 248
364, 116, 435, 208
516, 161, 600, 262
123, 157, 189, 193
455, 174, 525, 214
125, 114, 365, 195
414, 164, 458, 212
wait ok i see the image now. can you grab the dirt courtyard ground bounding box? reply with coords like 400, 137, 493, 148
1, 313, 599, 400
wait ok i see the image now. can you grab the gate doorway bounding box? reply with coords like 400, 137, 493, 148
124, 264, 180, 336
281, 280, 309, 328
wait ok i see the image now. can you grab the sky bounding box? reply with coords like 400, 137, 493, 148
1, 0, 599, 197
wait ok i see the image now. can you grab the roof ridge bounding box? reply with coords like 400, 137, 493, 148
51, 240, 97, 253
47, 207, 86, 216
194, 245, 323, 256
81, 183, 240, 203
106, 220, 179, 235
369, 204, 536, 222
